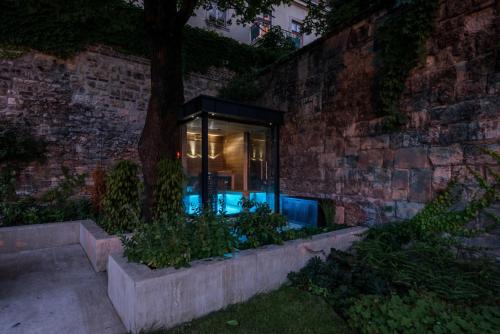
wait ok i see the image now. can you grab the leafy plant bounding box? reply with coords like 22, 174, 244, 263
100, 160, 142, 234
0, 166, 92, 226
123, 214, 191, 269
376, 0, 439, 130
235, 198, 287, 249
0, 0, 286, 75
189, 206, 236, 259
302, 0, 440, 131
347, 291, 500, 334
218, 70, 266, 103
154, 159, 185, 220
0, 120, 46, 201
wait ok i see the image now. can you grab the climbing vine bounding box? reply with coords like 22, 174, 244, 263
376, 0, 440, 130
302, 0, 440, 131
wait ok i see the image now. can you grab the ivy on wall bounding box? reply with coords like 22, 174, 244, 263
0, 0, 284, 75
302, 0, 440, 130
376, 0, 440, 130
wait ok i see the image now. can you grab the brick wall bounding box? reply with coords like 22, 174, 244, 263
258, 0, 499, 225
0, 45, 233, 194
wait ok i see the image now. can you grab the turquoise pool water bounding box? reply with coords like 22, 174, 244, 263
183, 192, 272, 215
183, 193, 320, 229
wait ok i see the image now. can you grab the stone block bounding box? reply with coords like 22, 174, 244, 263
395, 201, 425, 220
107, 227, 367, 333
392, 169, 409, 190
335, 206, 345, 225
395, 147, 429, 169
358, 149, 384, 168
429, 144, 463, 166
360, 135, 390, 150
432, 166, 452, 190
409, 169, 433, 203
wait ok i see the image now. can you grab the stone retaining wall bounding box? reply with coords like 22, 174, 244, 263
258, 0, 500, 225
0, 45, 233, 195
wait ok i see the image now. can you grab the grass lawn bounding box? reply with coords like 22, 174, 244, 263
145, 286, 350, 334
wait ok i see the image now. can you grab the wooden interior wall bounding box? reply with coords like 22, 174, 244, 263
223, 133, 246, 191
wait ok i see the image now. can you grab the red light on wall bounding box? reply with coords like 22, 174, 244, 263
176, 151, 181, 159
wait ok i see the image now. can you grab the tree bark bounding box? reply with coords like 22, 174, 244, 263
139, 1, 186, 221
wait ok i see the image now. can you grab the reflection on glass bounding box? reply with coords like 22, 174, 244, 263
182, 117, 276, 215
181, 117, 202, 214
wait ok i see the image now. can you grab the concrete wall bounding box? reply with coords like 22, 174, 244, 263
0, 45, 233, 195
107, 226, 367, 333
0, 219, 123, 272
257, 0, 500, 225
0, 221, 80, 254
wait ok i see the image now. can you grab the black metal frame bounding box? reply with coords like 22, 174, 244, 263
180, 95, 284, 212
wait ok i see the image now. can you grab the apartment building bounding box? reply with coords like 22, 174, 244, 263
188, 1, 318, 48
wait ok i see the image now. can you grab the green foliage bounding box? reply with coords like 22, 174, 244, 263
0, 121, 46, 201
123, 208, 235, 269
190, 207, 236, 259
289, 148, 500, 328
154, 159, 185, 220
0, 120, 46, 168
218, 71, 265, 103
376, 0, 440, 130
100, 160, 142, 234
155, 286, 349, 334
0, 0, 286, 75
302, 0, 439, 131
123, 214, 191, 269
235, 198, 287, 249
347, 291, 500, 334
254, 26, 297, 53
218, 25, 298, 102
0, 167, 93, 226
0, 121, 91, 226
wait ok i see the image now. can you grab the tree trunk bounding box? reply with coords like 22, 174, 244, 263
139, 25, 185, 221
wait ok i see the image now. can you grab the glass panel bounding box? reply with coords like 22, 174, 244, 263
182, 117, 202, 214
248, 126, 275, 210
206, 118, 275, 214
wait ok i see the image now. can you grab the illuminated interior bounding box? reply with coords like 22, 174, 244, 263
181, 117, 276, 215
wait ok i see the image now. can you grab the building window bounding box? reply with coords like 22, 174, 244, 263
207, 2, 226, 27
251, 11, 273, 43
290, 19, 303, 48
290, 20, 302, 35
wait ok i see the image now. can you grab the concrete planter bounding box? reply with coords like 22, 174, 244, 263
0, 221, 81, 254
0, 219, 126, 272
108, 226, 367, 333
79, 220, 126, 272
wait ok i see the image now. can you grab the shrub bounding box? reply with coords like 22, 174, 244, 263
347, 291, 500, 334
154, 159, 185, 219
0, 167, 93, 226
123, 214, 191, 269
235, 198, 287, 249
100, 160, 142, 234
189, 207, 236, 259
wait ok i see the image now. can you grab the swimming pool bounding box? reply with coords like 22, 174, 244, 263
183, 193, 320, 228
183, 192, 273, 215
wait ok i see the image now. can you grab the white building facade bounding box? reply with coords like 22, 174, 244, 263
188, 1, 318, 47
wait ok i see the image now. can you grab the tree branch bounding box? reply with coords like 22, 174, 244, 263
175, 0, 199, 27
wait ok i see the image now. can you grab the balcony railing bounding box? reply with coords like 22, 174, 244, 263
251, 22, 302, 48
